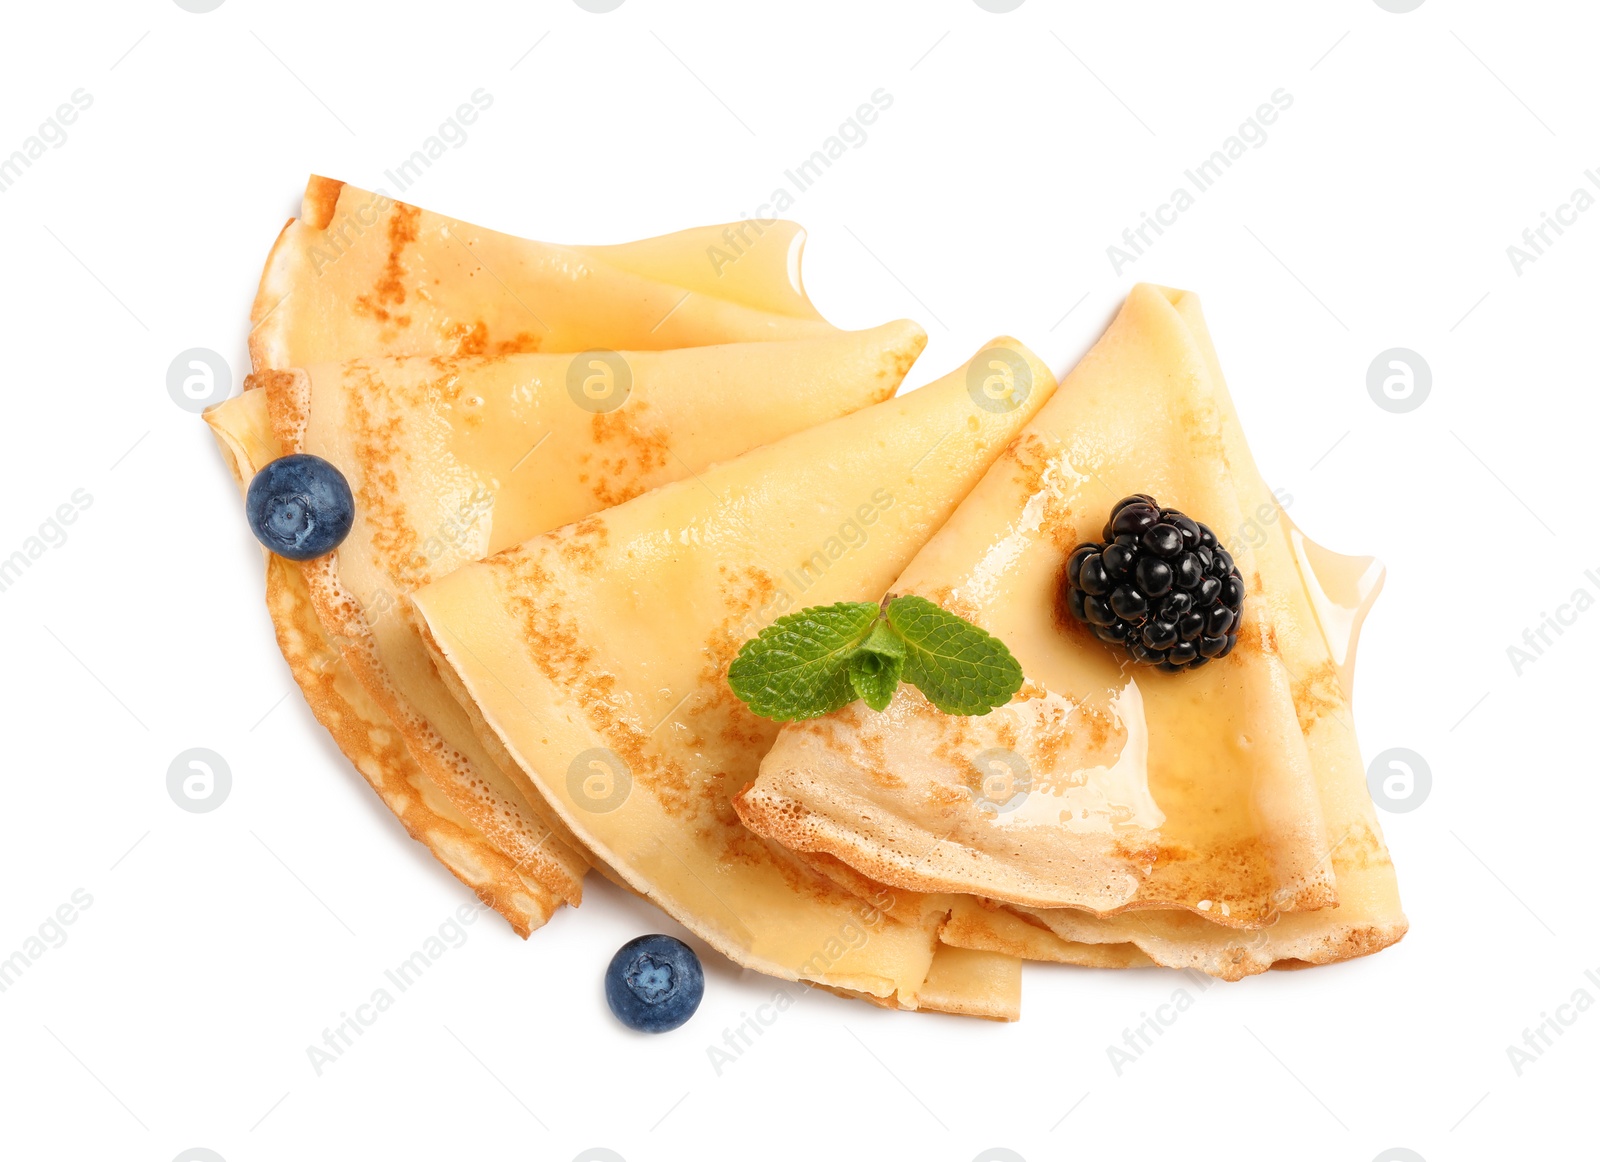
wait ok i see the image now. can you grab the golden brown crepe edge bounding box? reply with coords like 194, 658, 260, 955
204, 394, 562, 936
251, 368, 592, 907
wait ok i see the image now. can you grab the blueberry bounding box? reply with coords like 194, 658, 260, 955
246, 454, 354, 561
605, 934, 704, 1033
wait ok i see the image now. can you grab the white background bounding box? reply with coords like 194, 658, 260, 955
1, 1, 1594, 1160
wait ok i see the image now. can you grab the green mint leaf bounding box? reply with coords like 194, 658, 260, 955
885, 594, 1023, 716
727, 601, 880, 721
847, 621, 906, 712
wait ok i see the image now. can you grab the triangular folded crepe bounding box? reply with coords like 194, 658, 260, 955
209, 393, 565, 931
736, 285, 1406, 979
211, 323, 926, 930
250, 176, 836, 372
410, 341, 1058, 1014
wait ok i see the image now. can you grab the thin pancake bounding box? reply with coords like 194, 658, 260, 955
224, 178, 917, 932
206, 392, 559, 932
258, 324, 927, 914
739, 284, 1336, 925
737, 285, 1407, 978
250, 176, 837, 373
410, 341, 1055, 1007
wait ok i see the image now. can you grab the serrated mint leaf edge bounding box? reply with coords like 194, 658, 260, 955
885, 594, 1023, 715
727, 601, 880, 720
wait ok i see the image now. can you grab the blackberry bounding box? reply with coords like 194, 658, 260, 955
1063, 495, 1243, 672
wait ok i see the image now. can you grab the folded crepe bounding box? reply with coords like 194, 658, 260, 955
736, 285, 1407, 980
409, 340, 1059, 1015
210, 322, 926, 932
250, 175, 837, 372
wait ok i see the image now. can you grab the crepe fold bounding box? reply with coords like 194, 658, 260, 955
250, 176, 838, 372
409, 341, 1058, 1015
735, 285, 1407, 980
214, 175, 928, 933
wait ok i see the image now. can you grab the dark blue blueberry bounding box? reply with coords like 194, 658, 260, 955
246, 454, 355, 561
605, 934, 704, 1033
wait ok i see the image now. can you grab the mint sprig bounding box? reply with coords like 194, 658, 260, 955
886, 594, 1025, 716
847, 620, 905, 712
728, 596, 1021, 722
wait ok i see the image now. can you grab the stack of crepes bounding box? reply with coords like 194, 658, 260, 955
211, 178, 1405, 1021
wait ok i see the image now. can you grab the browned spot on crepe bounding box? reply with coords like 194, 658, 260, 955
354, 202, 419, 324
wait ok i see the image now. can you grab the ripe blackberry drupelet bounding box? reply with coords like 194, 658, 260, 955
1063, 494, 1244, 671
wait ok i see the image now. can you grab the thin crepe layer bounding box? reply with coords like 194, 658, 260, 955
258, 324, 928, 912
739, 284, 1337, 927
410, 341, 1056, 1006
205, 392, 558, 933
250, 176, 836, 373
1005, 292, 1405, 978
